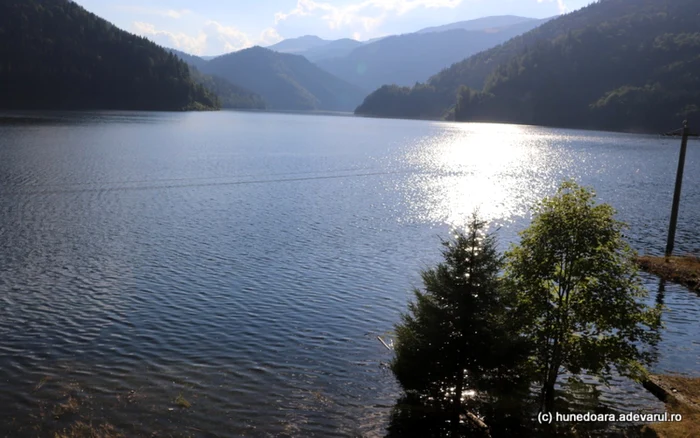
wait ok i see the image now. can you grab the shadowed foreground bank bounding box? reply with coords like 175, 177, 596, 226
636, 256, 700, 292
644, 375, 700, 438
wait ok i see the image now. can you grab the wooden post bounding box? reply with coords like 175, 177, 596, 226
665, 120, 690, 258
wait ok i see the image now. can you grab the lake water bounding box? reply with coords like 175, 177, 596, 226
0, 111, 698, 437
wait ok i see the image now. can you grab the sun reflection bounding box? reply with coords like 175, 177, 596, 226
400, 123, 567, 230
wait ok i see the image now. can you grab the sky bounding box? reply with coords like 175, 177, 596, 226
74, 0, 597, 56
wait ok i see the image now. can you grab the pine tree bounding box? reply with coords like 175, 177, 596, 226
392, 213, 529, 437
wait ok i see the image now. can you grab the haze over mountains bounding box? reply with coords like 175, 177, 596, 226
198, 47, 366, 111
1, 0, 551, 114
315, 17, 551, 92
261, 16, 550, 92
356, 0, 700, 133
166, 15, 551, 112
415, 15, 540, 34
268, 36, 364, 62
4, 0, 694, 134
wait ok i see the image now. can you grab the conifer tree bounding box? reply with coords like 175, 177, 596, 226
392, 213, 528, 437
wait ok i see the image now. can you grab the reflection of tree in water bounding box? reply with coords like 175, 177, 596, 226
385, 391, 535, 438
386, 381, 660, 437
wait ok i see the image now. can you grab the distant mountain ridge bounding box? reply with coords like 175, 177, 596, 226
416, 15, 539, 34
200, 46, 366, 111
0, 0, 218, 111
356, 0, 700, 133
267, 36, 363, 62
169, 49, 266, 109
267, 35, 331, 54
315, 17, 551, 91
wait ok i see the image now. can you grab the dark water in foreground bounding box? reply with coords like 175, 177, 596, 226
0, 111, 698, 437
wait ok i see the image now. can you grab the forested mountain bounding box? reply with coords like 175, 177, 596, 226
170, 50, 266, 109
357, 0, 700, 133
316, 18, 550, 91
189, 68, 265, 109
170, 49, 209, 71
200, 47, 366, 111
0, 0, 219, 111
416, 15, 538, 34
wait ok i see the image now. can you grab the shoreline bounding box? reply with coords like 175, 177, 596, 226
636, 255, 700, 292
643, 375, 700, 436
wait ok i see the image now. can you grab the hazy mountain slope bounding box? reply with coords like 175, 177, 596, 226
169, 49, 210, 71
0, 0, 218, 111
189, 69, 266, 109
316, 18, 550, 91
201, 47, 366, 111
268, 37, 363, 62
267, 35, 329, 54
169, 49, 266, 109
416, 15, 538, 34
356, 0, 700, 132
301, 39, 364, 62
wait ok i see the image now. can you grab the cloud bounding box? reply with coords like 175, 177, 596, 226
259, 27, 284, 45
117, 6, 192, 19
132, 22, 284, 55
203, 21, 252, 53
132, 21, 207, 54
537, 0, 568, 14
275, 0, 462, 32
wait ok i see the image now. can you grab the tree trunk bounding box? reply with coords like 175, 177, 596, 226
543, 357, 560, 413
544, 381, 556, 414
451, 369, 464, 438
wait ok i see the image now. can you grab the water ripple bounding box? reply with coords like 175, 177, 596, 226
0, 112, 698, 437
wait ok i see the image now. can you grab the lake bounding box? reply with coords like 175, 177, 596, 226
0, 111, 698, 437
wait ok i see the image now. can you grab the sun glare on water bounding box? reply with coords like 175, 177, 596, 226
401, 122, 559, 229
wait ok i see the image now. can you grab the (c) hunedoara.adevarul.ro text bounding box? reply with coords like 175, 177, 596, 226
537, 412, 683, 424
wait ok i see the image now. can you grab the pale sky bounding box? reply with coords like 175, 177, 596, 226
74, 0, 596, 56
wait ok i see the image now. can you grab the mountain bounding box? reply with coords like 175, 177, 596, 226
416, 15, 538, 34
170, 49, 209, 71
0, 0, 218, 111
267, 35, 330, 54
189, 68, 265, 110
357, 0, 700, 133
268, 37, 363, 62
170, 49, 266, 109
200, 46, 366, 111
300, 39, 364, 62
315, 17, 551, 92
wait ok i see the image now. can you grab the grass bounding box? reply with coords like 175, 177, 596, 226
34, 376, 51, 392
175, 393, 191, 409
645, 376, 700, 438
53, 396, 80, 419
636, 255, 700, 292
54, 422, 123, 438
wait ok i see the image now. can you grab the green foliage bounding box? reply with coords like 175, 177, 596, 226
0, 0, 219, 111
392, 213, 529, 433
355, 84, 452, 119
358, 0, 700, 132
455, 86, 494, 122
504, 181, 661, 413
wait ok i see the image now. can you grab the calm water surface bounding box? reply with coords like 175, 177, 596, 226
0, 111, 698, 437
